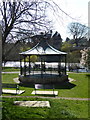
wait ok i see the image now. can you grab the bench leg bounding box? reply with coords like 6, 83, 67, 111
35, 88, 36, 95
16, 85, 19, 94
53, 85, 55, 96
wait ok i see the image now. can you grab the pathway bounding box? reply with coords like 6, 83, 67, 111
2, 71, 19, 74
2, 96, 90, 101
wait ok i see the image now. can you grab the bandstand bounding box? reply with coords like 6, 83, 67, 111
19, 38, 68, 84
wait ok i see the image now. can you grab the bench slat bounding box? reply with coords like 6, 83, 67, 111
34, 84, 55, 95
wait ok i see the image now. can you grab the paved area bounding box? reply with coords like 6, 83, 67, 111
31, 90, 58, 96
68, 77, 76, 82
2, 89, 25, 94
13, 77, 20, 83
14, 101, 50, 107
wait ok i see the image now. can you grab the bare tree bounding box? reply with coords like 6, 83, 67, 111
0, 0, 52, 62
68, 22, 88, 47
0, 0, 76, 62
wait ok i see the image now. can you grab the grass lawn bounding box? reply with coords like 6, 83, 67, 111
57, 73, 89, 98
2, 67, 20, 72
2, 73, 89, 98
2, 73, 19, 84
2, 97, 89, 120
1, 72, 90, 120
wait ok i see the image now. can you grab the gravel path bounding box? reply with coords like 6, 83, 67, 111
2, 71, 19, 74
2, 96, 90, 101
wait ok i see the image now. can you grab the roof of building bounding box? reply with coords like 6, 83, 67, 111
20, 39, 67, 56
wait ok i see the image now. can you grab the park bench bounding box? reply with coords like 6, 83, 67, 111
31, 84, 58, 96
2, 83, 20, 94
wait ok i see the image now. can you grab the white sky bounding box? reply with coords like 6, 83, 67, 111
47, 0, 89, 40
0, 0, 89, 41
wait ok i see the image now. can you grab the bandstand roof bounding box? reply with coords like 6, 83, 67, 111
20, 40, 67, 56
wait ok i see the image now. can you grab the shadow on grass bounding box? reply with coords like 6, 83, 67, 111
19, 81, 76, 90
2, 83, 19, 95
19, 83, 34, 88
2, 83, 18, 88
86, 74, 90, 79
55, 82, 76, 89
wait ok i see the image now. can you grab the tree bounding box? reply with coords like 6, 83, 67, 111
61, 41, 72, 52
80, 48, 90, 70
61, 41, 81, 71
0, 1, 52, 62
68, 22, 88, 47
66, 37, 70, 42
61, 42, 80, 63
0, 1, 76, 62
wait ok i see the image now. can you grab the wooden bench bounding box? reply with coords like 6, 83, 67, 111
34, 84, 56, 96
2, 84, 20, 94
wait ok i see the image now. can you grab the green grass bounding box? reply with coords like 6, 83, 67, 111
2, 73, 34, 96
57, 73, 89, 98
2, 73, 90, 119
2, 73, 89, 98
2, 67, 20, 72
2, 73, 18, 84
2, 97, 89, 120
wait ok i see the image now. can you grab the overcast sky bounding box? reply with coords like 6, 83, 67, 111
47, 0, 89, 40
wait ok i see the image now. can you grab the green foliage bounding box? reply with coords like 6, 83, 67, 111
61, 41, 80, 63
61, 42, 73, 52
67, 50, 80, 63
22, 55, 38, 62
20, 47, 31, 52
30, 55, 38, 63
20, 46, 38, 63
